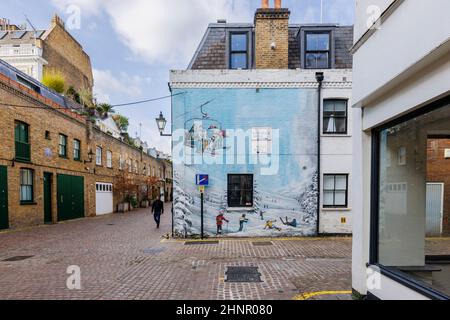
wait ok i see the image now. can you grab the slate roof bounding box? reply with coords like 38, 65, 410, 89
189, 23, 354, 70
0, 30, 47, 45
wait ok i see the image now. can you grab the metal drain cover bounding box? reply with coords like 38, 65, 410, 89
226, 266, 262, 283
3, 256, 34, 262
252, 242, 273, 246
185, 241, 219, 246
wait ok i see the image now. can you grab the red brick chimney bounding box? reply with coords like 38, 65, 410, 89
255, 0, 290, 69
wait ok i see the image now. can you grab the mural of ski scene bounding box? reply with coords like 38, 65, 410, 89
171, 87, 319, 238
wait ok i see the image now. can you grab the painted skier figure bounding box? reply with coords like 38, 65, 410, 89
264, 219, 282, 231
216, 211, 229, 235
239, 214, 249, 232
280, 217, 298, 228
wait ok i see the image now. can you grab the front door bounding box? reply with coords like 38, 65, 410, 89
44, 173, 52, 224
426, 183, 444, 236
0, 166, 8, 230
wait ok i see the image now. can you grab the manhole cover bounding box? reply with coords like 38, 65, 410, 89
185, 241, 219, 246
226, 266, 262, 283
252, 242, 273, 246
142, 247, 166, 255
3, 256, 34, 262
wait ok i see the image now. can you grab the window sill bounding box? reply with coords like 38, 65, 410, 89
322, 207, 352, 212
20, 202, 37, 206
368, 263, 450, 300
227, 207, 255, 212
321, 134, 351, 138
59, 156, 68, 159
14, 158, 32, 164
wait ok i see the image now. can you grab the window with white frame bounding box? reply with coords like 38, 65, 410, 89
128, 159, 132, 173
119, 155, 124, 170
251, 127, 272, 155
96, 147, 102, 166
398, 147, 407, 166
106, 150, 112, 168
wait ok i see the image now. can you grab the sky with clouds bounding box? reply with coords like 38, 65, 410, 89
0, 0, 355, 153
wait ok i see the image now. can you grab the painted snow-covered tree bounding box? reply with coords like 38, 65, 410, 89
298, 172, 319, 225
173, 171, 193, 237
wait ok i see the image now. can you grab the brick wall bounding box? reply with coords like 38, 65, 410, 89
0, 76, 171, 230
254, 8, 290, 69
40, 17, 94, 94
427, 139, 450, 236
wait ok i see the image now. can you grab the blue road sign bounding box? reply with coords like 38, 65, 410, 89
196, 174, 209, 186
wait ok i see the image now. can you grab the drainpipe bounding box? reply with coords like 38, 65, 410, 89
315, 72, 324, 236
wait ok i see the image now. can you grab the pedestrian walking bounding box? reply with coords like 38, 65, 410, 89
152, 196, 164, 229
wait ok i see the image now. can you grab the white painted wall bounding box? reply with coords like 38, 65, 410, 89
368, 267, 431, 300
353, 0, 394, 42
353, 0, 450, 107
320, 87, 353, 234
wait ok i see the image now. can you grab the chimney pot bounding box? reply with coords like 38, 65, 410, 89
262, 0, 269, 9
275, 0, 282, 9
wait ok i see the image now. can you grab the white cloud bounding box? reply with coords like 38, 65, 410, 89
93, 69, 146, 103
52, 0, 253, 66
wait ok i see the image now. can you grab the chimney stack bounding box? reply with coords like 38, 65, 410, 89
255, 0, 290, 69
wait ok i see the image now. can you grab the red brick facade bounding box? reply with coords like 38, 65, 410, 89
427, 138, 450, 236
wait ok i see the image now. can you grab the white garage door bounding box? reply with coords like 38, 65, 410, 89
96, 183, 113, 216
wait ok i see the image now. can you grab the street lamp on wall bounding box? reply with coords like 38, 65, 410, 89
156, 112, 171, 137
84, 149, 95, 164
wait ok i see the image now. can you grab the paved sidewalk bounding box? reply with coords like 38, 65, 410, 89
0, 204, 353, 300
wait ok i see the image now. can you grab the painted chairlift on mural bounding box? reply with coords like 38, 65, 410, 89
184, 101, 228, 156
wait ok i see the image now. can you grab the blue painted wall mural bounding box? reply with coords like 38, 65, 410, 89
172, 88, 319, 237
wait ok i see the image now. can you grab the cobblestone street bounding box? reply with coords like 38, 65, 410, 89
0, 204, 353, 300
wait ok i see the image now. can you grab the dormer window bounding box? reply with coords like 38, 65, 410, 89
230, 32, 249, 69
305, 32, 331, 69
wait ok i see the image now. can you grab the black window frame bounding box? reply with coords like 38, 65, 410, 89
229, 32, 249, 70
14, 120, 30, 162
323, 174, 349, 208
304, 31, 331, 69
19, 168, 34, 204
323, 99, 348, 135
58, 134, 68, 158
73, 139, 81, 161
369, 95, 450, 300
227, 174, 254, 208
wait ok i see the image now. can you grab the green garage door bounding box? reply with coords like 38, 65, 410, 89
0, 166, 8, 230
57, 174, 84, 221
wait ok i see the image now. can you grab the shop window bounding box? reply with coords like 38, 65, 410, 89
375, 100, 450, 297
227, 174, 253, 208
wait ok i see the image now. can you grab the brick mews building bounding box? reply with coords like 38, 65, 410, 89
0, 59, 171, 231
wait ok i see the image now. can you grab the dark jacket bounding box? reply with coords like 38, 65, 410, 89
152, 200, 164, 214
